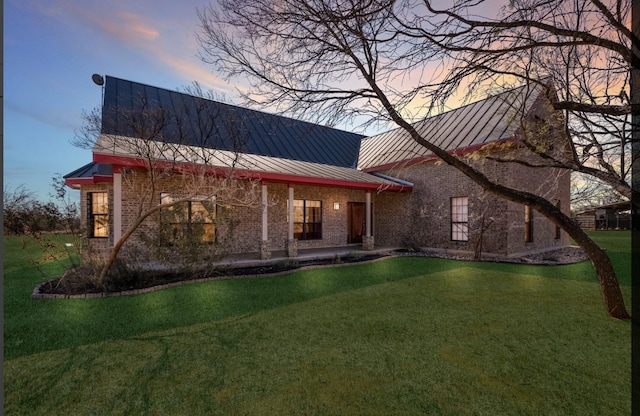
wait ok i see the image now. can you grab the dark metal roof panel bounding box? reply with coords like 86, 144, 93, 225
102, 76, 364, 168
358, 83, 544, 170
64, 162, 113, 179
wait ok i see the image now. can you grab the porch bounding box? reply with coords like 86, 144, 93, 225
215, 244, 398, 269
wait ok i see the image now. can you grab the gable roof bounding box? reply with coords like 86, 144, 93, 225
357, 83, 547, 171
102, 76, 364, 168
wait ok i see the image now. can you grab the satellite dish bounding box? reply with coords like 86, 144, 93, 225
92, 74, 104, 86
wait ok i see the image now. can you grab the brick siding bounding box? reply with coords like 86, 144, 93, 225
80, 152, 569, 261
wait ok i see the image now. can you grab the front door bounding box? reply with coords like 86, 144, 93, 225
347, 202, 365, 244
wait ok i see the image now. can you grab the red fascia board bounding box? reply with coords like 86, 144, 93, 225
65, 175, 113, 187
93, 153, 411, 192
363, 138, 518, 173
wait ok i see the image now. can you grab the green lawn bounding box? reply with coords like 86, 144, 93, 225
4, 232, 631, 415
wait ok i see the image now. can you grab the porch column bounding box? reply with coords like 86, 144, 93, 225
260, 182, 270, 259
363, 190, 374, 251
285, 184, 298, 257
113, 170, 122, 246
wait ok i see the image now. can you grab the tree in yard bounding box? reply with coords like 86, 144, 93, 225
3, 184, 76, 235
73, 85, 263, 288
403, 0, 637, 207
571, 173, 629, 214
196, 0, 630, 318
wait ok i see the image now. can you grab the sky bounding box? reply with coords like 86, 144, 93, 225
4, 0, 244, 203
4, 0, 507, 205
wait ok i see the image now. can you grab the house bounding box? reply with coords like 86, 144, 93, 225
65, 76, 570, 263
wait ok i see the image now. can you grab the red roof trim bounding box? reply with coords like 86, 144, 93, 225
93, 153, 411, 192
363, 138, 518, 173
65, 175, 114, 187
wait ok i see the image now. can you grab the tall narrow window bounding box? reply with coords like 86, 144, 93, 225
293, 199, 322, 240
555, 200, 562, 240
160, 193, 216, 243
524, 204, 534, 242
451, 196, 469, 242
87, 192, 109, 238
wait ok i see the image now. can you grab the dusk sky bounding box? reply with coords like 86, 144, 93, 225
5, 0, 246, 203
5, 0, 505, 204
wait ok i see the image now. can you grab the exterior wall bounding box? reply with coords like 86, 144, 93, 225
79, 172, 376, 261
373, 148, 570, 257
79, 149, 569, 261
501, 151, 571, 256
225, 183, 373, 253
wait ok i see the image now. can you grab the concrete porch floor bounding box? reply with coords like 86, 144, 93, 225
216, 245, 399, 268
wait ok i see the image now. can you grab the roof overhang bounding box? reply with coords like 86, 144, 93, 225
63, 162, 114, 188
65, 175, 114, 188
92, 153, 410, 192
90, 135, 411, 192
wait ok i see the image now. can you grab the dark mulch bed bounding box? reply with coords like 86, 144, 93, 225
35, 246, 587, 297
37, 254, 385, 296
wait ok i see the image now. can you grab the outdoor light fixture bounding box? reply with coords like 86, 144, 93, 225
333, 202, 340, 210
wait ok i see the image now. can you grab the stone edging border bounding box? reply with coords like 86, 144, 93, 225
31, 255, 393, 300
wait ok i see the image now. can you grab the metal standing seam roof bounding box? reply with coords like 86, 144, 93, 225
63, 162, 113, 187
66, 77, 546, 191
90, 136, 411, 191
102, 76, 364, 168
357, 83, 545, 171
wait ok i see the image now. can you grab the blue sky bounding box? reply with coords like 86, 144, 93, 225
5, 0, 505, 204
4, 0, 241, 203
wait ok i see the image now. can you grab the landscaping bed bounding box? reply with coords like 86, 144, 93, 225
33, 246, 588, 298
34, 253, 386, 297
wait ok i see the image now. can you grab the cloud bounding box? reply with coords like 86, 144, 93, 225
95, 11, 161, 44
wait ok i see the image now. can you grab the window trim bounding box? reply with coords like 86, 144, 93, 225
87, 191, 109, 238
524, 204, 534, 243
450, 196, 469, 242
293, 199, 322, 240
554, 200, 561, 240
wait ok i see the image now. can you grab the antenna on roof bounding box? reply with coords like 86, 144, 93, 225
92, 74, 105, 106
92, 74, 104, 86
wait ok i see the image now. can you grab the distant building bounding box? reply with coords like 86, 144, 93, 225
573, 201, 632, 230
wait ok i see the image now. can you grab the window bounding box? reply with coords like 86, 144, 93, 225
87, 192, 109, 238
555, 200, 561, 240
293, 199, 322, 240
160, 193, 216, 243
524, 205, 534, 242
451, 196, 469, 242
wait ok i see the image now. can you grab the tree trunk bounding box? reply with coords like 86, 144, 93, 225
367, 83, 631, 319
96, 198, 193, 288
548, 207, 630, 320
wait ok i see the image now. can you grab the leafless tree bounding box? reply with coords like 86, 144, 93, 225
197, 0, 630, 318
571, 173, 628, 214
74, 87, 262, 288
400, 0, 637, 206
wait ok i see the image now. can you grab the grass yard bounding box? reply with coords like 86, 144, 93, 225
4, 232, 631, 415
